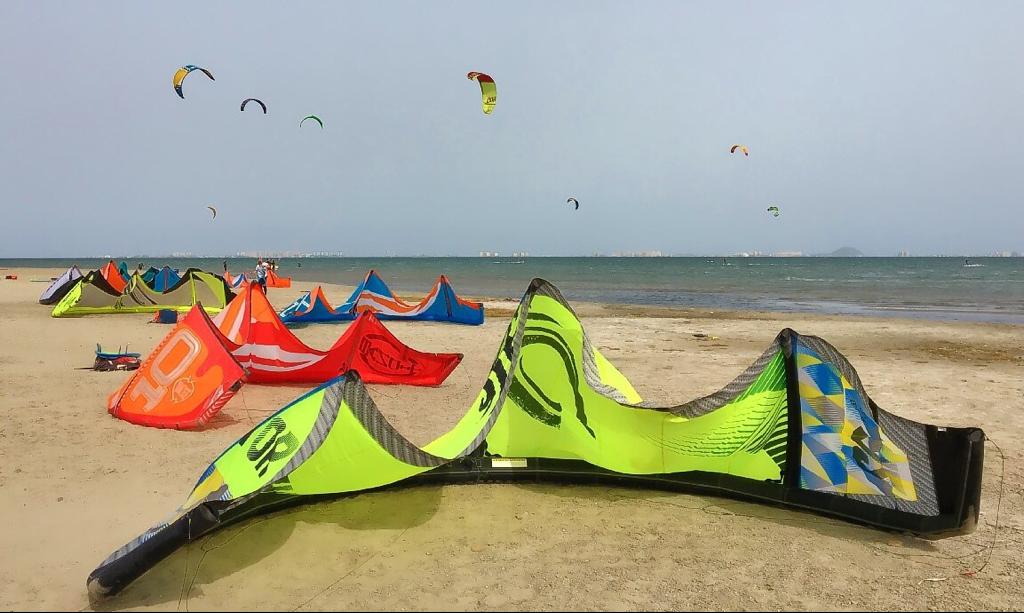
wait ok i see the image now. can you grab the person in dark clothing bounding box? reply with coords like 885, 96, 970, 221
255, 260, 268, 292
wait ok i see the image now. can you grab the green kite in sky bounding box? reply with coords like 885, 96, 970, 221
467, 72, 496, 115
300, 115, 323, 129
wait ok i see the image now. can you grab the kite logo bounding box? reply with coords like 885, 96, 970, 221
129, 329, 202, 412
171, 377, 196, 404
478, 326, 516, 414
358, 334, 420, 376
515, 316, 596, 438
246, 417, 299, 478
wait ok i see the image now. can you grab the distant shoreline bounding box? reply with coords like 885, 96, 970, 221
7, 258, 1023, 325
3, 255, 1022, 260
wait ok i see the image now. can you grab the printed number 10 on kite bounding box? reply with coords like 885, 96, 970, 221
128, 330, 202, 412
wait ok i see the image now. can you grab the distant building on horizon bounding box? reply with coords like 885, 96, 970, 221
610, 250, 664, 257
771, 251, 803, 257
235, 250, 342, 258
897, 249, 911, 257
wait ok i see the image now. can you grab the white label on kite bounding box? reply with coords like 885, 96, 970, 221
490, 458, 528, 469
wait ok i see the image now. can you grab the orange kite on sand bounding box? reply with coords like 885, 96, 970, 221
108, 284, 463, 429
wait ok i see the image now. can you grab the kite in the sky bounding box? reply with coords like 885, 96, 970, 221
240, 98, 267, 113
207, 206, 217, 220
467, 72, 497, 115
567, 197, 579, 210
300, 115, 324, 129
730, 144, 749, 156
172, 65, 214, 99
766, 206, 780, 218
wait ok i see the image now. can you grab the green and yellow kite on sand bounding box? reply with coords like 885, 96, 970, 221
51, 269, 232, 317
88, 278, 984, 598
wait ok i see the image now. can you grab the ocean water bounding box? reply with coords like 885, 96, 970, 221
4, 257, 1023, 323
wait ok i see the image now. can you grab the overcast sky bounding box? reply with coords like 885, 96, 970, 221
1, 1, 1021, 257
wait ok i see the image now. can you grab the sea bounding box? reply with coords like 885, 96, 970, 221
4, 257, 1023, 324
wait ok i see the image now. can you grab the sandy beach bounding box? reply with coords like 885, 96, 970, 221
1, 267, 1022, 611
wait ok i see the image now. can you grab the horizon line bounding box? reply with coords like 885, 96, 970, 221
2, 254, 1022, 260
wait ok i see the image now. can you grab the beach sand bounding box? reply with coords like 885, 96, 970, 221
1, 268, 1022, 611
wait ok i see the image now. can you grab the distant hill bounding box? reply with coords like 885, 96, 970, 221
813, 246, 865, 257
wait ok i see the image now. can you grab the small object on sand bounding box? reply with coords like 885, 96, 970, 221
150, 309, 178, 324
692, 333, 720, 340
4, 274, 17, 280
93, 344, 142, 372
918, 577, 949, 584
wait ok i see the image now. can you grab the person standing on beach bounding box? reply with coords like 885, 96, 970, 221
255, 259, 268, 292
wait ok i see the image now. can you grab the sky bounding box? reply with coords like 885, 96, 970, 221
1, 1, 1022, 257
